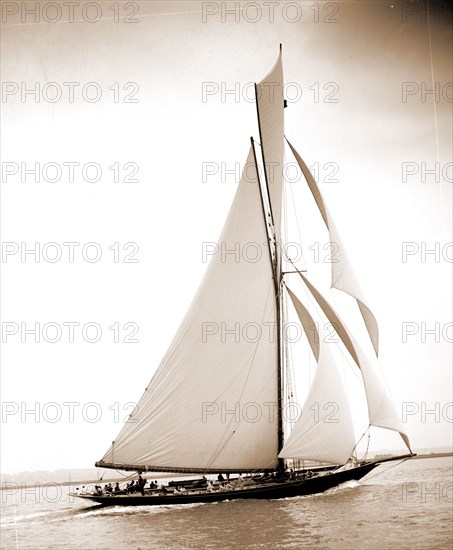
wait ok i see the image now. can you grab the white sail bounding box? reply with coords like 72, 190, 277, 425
298, 272, 411, 451
92, 50, 413, 481
286, 139, 379, 356
256, 47, 285, 267
279, 308, 356, 464
286, 287, 320, 362
98, 145, 278, 472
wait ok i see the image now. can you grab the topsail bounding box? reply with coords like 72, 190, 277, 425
256, 46, 285, 269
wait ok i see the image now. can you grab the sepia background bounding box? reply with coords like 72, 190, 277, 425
1, 0, 452, 475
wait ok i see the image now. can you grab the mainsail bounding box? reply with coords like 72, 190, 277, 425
97, 146, 278, 473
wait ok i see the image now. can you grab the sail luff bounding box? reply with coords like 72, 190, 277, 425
251, 136, 276, 288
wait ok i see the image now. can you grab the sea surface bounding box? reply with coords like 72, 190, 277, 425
1, 457, 452, 550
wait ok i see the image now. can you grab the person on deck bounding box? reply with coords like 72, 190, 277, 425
137, 475, 147, 495
127, 480, 135, 493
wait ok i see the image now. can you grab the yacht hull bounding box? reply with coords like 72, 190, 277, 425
73, 461, 378, 507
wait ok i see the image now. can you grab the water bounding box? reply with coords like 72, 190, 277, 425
1, 457, 452, 550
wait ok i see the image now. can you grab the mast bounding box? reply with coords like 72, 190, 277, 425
253, 44, 285, 472
255, 81, 276, 248
254, 43, 285, 470
250, 130, 284, 472
276, 271, 284, 472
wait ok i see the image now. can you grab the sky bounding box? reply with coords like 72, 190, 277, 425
1, 0, 452, 474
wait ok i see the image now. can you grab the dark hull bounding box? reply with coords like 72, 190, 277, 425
74, 462, 378, 507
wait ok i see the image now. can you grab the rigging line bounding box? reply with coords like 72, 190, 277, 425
363, 457, 412, 483
282, 165, 310, 391
287, 180, 307, 271
282, 288, 296, 430
286, 267, 358, 384
359, 429, 372, 462
282, 170, 298, 419
329, 288, 349, 395
282, 281, 313, 406
114, 470, 136, 478
286, 297, 298, 407
252, 136, 277, 287
253, 135, 284, 464
350, 424, 371, 458
333, 337, 365, 385
285, 258, 365, 386
426, 0, 445, 239
283, 162, 289, 274
300, 279, 313, 388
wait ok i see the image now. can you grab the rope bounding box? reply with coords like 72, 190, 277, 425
360, 429, 371, 462
363, 457, 412, 483
350, 424, 371, 458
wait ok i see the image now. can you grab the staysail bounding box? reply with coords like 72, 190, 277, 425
97, 146, 278, 473
297, 272, 411, 451
279, 287, 356, 464
286, 139, 379, 356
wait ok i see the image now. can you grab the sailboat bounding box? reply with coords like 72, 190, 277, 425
75, 46, 414, 506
